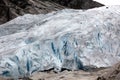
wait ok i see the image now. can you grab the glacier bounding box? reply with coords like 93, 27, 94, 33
0, 6, 120, 78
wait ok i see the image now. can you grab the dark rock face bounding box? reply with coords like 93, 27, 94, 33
0, 0, 65, 25
0, 0, 104, 24
47, 0, 104, 9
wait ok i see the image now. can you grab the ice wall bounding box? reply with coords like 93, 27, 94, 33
0, 6, 120, 78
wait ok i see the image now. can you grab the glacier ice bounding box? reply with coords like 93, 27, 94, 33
0, 6, 120, 78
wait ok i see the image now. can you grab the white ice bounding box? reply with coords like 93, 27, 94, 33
0, 6, 120, 78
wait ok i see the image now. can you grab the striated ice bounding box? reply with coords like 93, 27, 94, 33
0, 6, 120, 78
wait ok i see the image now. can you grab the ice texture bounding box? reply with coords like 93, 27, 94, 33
0, 6, 120, 78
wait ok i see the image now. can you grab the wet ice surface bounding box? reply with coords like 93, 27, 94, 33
0, 6, 120, 78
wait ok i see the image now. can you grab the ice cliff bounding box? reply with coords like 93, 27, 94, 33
0, 6, 120, 78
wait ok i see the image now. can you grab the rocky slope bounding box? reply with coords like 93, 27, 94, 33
97, 62, 120, 80
0, 0, 104, 25
45, 0, 104, 9
0, 0, 65, 24
0, 6, 120, 79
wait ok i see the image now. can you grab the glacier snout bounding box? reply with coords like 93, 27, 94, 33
0, 6, 120, 78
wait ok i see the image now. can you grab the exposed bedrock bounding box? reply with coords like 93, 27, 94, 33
46, 0, 104, 9
0, 0, 104, 25
0, 0, 65, 24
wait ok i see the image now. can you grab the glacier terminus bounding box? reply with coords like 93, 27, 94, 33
0, 6, 120, 78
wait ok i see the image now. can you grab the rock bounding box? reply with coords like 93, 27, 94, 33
0, 77, 7, 80
97, 63, 120, 80
0, 0, 104, 25
46, 0, 104, 9
0, 6, 120, 79
0, 0, 65, 24
30, 70, 101, 80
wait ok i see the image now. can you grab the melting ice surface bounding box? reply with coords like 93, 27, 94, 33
0, 6, 120, 78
